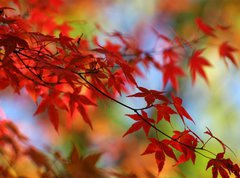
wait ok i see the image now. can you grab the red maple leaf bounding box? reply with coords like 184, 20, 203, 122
34, 91, 68, 131
163, 48, 180, 63
127, 86, 168, 106
172, 95, 194, 124
64, 89, 96, 129
195, 17, 215, 37
170, 130, 198, 165
219, 42, 238, 67
155, 103, 176, 123
189, 49, 212, 84
123, 111, 155, 137
118, 62, 137, 86
142, 138, 177, 173
206, 152, 240, 178
107, 72, 126, 96
161, 62, 185, 91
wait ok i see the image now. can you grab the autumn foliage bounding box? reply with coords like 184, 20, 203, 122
0, 0, 239, 178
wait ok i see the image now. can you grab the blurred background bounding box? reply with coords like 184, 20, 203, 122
1, 0, 240, 177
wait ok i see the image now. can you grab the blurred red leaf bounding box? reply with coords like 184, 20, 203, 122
161, 63, 185, 91
189, 49, 212, 84
66, 146, 105, 178
163, 48, 180, 63
195, 18, 215, 37
219, 42, 238, 67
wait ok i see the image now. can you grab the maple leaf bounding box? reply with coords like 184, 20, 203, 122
155, 151, 165, 174
189, 49, 212, 84
108, 72, 126, 96
120, 62, 138, 86
64, 90, 96, 129
142, 138, 177, 173
127, 86, 168, 106
123, 111, 155, 137
163, 48, 180, 63
34, 91, 68, 131
161, 62, 185, 91
206, 152, 240, 178
195, 17, 215, 37
65, 91, 96, 115
66, 146, 105, 178
170, 130, 198, 165
172, 95, 194, 124
219, 42, 238, 67
155, 103, 176, 123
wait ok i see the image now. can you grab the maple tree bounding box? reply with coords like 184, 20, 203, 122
0, 0, 239, 178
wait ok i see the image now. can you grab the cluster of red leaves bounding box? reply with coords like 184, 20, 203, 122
125, 91, 196, 170
151, 18, 238, 91
0, 1, 239, 178
207, 153, 240, 178
124, 87, 239, 177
